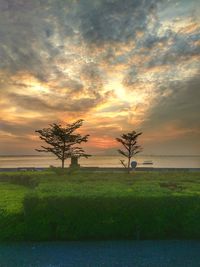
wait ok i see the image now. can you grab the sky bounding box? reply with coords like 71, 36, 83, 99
0, 0, 200, 155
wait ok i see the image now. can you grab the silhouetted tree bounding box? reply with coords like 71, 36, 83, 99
116, 131, 142, 173
35, 119, 90, 168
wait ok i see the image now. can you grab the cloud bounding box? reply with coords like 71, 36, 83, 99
142, 75, 200, 130
0, 0, 199, 154
0, 119, 50, 137
7, 91, 107, 113
0, 0, 161, 78
79, 0, 161, 43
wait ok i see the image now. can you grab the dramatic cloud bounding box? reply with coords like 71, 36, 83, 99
0, 0, 199, 155
143, 76, 200, 128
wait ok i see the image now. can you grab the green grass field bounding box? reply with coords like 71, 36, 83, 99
0, 170, 200, 241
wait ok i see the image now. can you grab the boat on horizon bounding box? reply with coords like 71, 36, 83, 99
142, 160, 153, 165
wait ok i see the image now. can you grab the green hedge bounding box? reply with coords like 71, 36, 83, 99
0, 209, 25, 241
0, 195, 199, 241
0, 174, 39, 188
17, 195, 200, 241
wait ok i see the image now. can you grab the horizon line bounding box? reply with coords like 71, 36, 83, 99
0, 154, 200, 157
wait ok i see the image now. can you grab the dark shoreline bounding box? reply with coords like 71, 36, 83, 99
0, 167, 200, 172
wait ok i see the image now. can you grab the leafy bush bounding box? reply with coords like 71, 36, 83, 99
0, 208, 25, 241
50, 166, 81, 176
22, 195, 200, 241
49, 167, 67, 176
9, 174, 39, 188
0, 171, 199, 241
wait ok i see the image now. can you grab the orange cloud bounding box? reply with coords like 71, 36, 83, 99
143, 122, 200, 143
88, 136, 118, 149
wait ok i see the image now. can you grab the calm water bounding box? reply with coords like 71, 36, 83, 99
0, 155, 200, 168
0, 240, 200, 267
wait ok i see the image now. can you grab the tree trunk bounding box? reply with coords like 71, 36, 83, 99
61, 158, 65, 169
61, 147, 65, 169
127, 157, 131, 174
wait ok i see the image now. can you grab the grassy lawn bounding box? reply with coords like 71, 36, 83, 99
0, 170, 200, 210
0, 170, 199, 241
0, 183, 29, 213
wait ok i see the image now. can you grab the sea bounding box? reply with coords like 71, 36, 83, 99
0, 155, 200, 168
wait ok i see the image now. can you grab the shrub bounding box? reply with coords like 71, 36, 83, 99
49, 167, 67, 176
9, 174, 39, 188
0, 209, 25, 241
22, 195, 200, 241
50, 166, 80, 176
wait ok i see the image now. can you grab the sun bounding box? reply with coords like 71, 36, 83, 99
29, 82, 49, 94
105, 76, 146, 105
105, 77, 128, 102
114, 82, 127, 101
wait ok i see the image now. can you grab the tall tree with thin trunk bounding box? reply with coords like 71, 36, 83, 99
35, 119, 90, 168
116, 131, 142, 173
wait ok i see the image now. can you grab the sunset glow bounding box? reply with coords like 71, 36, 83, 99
0, 0, 199, 155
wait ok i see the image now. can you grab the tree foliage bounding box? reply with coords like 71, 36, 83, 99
116, 131, 142, 172
35, 119, 90, 168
